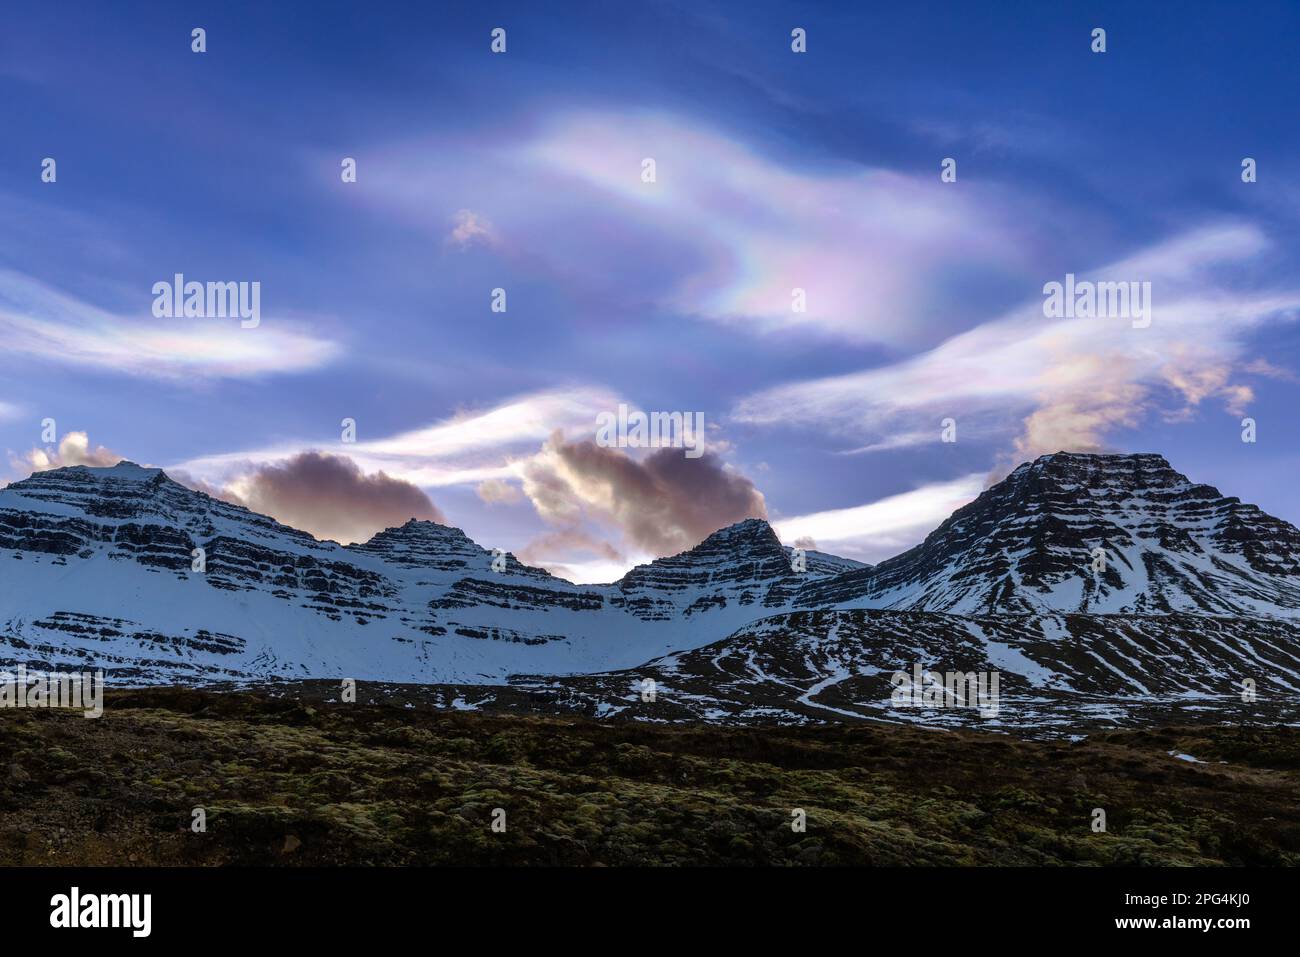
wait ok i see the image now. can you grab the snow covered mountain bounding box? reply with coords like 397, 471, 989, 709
467, 607, 1300, 733
795, 452, 1300, 618
0, 463, 844, 684
2, 452, 1299, 734
610, 518, 865, 619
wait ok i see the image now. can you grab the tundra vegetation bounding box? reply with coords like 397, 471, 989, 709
2, 686, 1298, 866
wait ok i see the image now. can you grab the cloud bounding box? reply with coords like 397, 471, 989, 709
520, 432, 767, 557
447, 209, 498, 248
0, 270, 341, 380
173, 387, 622, 491
476, 478, 524, 505
9, 433, 445, 546
0, 401, 22, 422
518, 528, 624, 568
168, 388, 766, 569
1243, 357, 1299, 382
526, 113, 1038, 345
836, 430, 943, 456
218, 452, 446, 545
357, 111, 1038, 347
14, 430, 125, 473
773, 474, 986, 565
735, 224, 1300, 467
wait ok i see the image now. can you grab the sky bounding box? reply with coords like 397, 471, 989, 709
3, 0, 1300, 582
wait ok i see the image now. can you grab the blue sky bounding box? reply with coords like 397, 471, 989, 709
3, 0, 1300, 580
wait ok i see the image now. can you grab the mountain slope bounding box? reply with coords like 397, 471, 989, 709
3, 453, 1300, 736
0, 464, 841, 683
482, 608, 1300, 732
796, 452, 1300, 618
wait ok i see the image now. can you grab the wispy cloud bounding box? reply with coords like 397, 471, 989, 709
170, 387, 623, 489
735, 224, 1300, 466
774, 474, 985, 565
0, 270, 341, 380
354, 110, 1038, 346
522, 112, 1036, 344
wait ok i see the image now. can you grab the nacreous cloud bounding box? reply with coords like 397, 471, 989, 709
358, 111, 1033, 347
0, 270, 340, 380
734, 224, 1300, 469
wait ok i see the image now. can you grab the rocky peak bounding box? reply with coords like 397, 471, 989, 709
695, 517, 786, 554
2, 462, 325, 548
1007, 451, 1186, 494
347, 518, 486, 570
622, 518, 788, 582
346, 519, 558, 584
612, 518, 796, 619
797, 451, 1300, 617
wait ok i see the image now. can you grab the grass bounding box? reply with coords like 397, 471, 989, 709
1, 686, 1298, 866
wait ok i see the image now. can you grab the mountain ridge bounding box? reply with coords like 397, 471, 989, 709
794, 451, 1300, 618
3, 450, 1299, 733
0, 458, 854, 683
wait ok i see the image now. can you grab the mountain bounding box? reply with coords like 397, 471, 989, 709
610, 518, 864, 618
480, 608, 1300, 733
794, 452, 1300, 617
0, 463, 840, 684
3, 452, 1299, 734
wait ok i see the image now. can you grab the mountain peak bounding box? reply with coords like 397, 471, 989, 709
45, 460, 166, 482
614, 516, 792, 619
1016, 450, 1177, 477
392, 517, 472, 539
798, 451, 1300, 617
347, 517, 483, 568
697, 516, 777, 544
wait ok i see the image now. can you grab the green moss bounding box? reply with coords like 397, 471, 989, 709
3, 687, 1299, 866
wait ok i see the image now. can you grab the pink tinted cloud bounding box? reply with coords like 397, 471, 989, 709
355, 111, 1038, 347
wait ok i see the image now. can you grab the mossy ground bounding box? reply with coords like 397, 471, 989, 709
2, 687, 1298, 865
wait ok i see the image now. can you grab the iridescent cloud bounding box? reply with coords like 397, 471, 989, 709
734, 224, 1300, 466
0, 270, 341, 380
354, 110, 1037, 346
